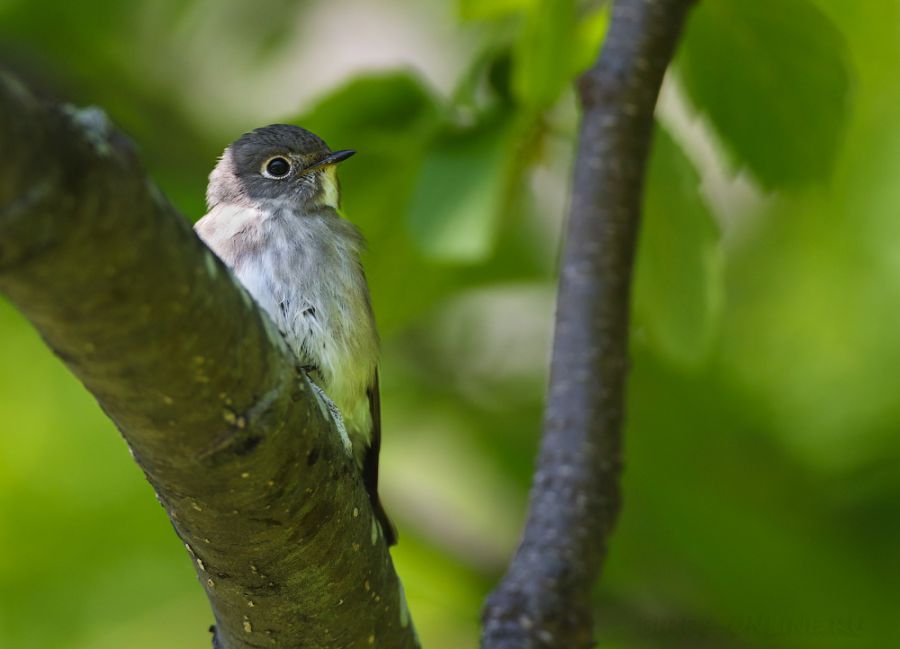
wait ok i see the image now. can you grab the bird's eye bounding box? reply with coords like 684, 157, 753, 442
263, 156, 292, 179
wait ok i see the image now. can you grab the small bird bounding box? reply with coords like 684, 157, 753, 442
194, 124, 396, 545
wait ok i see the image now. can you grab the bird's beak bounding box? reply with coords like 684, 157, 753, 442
305, 149, 356, 173
322, 149, 356, 165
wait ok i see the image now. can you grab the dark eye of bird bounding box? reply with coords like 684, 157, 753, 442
265, 157, 291, 178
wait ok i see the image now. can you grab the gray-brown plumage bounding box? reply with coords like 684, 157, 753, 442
194, 124, 396, 545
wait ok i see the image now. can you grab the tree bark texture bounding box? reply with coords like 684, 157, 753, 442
0, 72, 417, 649
481, 0, 697, 647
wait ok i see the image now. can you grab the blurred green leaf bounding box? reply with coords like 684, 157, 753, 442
458, 0, 534, 21
632, 125, 723, 368
607, 351, 898, 648
453, 46, 515, 113
571, 3, 610, 75
407, 113, 520, 263
512, 0, 576, 109
678, 0, 853, 187
296, 71, 440, 151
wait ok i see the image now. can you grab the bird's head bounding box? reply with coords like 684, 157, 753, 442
206, 124, 355, 211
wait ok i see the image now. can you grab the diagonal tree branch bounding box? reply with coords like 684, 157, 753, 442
0, 72, 417, 649
481, 1, 696, 647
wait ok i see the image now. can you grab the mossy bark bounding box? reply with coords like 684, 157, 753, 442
0, 73, 417, 649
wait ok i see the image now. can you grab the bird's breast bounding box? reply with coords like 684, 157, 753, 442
197, 204, 378, 438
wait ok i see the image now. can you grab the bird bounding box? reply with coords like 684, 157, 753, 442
194, 124, 396, 546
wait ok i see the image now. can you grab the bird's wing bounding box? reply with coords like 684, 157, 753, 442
365, 370, 397, 546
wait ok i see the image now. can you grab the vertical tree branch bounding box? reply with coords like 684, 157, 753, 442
481, 1, 696, 647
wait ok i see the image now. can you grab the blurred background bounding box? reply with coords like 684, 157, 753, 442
0, 0, 896, 647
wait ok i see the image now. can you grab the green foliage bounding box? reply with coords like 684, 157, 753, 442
1, 1, 898, 648
297, 72, 440, 148
408, 113, 520, 262
633, 126, 722, 368
458, 0, 533, 21
512, 0, 576, 109
678, 0, 853, 187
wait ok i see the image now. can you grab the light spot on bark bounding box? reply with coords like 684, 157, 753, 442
62, 105, 112, 156
204, 252, 219, 278
191, 501, 203, 512
240, 285, 254, 309
242, 617, 252, 633
207, 578, 215, 588
370, 519, 379, 545
353, 507, 359, 518
398, 581, 410, 628
162, 395, 174, 405
241, 472, 250, 479
1, 72, 32, 103
0, 176, 53, 221
196, 558, 206, 571
368, 635, 375, 645
147, 180, 167, 207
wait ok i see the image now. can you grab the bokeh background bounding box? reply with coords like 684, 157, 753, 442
0, 0, 897, 647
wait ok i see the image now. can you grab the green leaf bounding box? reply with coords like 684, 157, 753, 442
677, 0, 853, 187
459, 0, 534, 21
632, 125, 723, 367
512, 0, 577, 109
407, 113, 519, 263
571, 3, 610, 76
296, 71, 440, 152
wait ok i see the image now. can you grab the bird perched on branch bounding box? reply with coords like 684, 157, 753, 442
194, 124, 396, 546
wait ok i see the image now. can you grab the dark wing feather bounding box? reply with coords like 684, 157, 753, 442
364, 370, 397, 546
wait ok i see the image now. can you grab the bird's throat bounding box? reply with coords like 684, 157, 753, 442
319, 166, 341, 211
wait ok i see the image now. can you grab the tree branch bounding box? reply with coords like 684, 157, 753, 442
481, 1, 696, 647
0, 72, 417, 649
